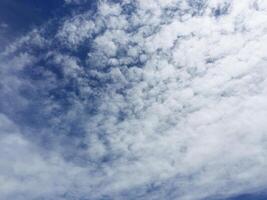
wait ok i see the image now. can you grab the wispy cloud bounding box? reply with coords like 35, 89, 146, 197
0, 22, 8, 28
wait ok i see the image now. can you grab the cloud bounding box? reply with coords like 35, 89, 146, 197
0, 114, 74, 200
1, 0, 267, 199
0, 23, 8, 29
64, 0, 88, 5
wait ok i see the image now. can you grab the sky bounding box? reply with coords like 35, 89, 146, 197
0, 0, 62, 47
1, 0, 267, 200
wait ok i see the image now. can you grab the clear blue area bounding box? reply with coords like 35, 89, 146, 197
0, 0, 65, 46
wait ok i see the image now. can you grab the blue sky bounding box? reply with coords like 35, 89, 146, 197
0, 0, 63, 46
1, 1, 267, 200
226, 193, 267, 200
0, 0, 97, 47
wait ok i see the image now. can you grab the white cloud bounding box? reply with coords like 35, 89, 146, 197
0, 114, 74, 200
2, 0, 267, 200
57, 15, 96, 47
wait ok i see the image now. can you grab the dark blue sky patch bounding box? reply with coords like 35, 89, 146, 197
221, 192, 267, 200
206, 191, 267, 200
0, 0, 98, 48
0, 0, 65, 47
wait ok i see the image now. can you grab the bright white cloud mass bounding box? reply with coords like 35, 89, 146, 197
1, 0, 267, 199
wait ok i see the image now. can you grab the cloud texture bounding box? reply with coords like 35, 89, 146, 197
1, 0, 267, 199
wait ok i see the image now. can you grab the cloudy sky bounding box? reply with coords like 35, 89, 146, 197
1, 0, 267, 200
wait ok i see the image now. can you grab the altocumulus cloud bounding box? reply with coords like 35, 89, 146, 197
1, 0, 267, 199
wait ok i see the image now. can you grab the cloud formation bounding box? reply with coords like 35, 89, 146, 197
1, 0, 267, 199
